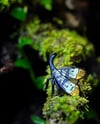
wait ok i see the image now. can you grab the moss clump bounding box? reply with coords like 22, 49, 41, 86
42, 95, 88, 124
39, 29, 94, 64
20, 19, 94, 66
19, 20, 97, 124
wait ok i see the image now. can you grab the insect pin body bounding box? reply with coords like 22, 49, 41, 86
46, 53, 85, 96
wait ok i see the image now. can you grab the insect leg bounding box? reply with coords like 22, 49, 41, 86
52, 78, 60, 95
51, 78, 56, 95
44, 77, 52, 91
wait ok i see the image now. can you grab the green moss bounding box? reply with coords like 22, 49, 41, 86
36, 29, 94, 64
42, 95, 88, 124
22, 22, 94, 64
18, 19, 98, 124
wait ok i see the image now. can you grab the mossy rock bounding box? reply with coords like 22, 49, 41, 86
19, 21, 98, 124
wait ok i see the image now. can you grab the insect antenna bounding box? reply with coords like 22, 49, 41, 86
49, 53, 57, 71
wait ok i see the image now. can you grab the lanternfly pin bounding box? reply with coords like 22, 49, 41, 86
45, 53, 86, 96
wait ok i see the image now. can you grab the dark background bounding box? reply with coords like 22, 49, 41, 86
0, 0, 100, 124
